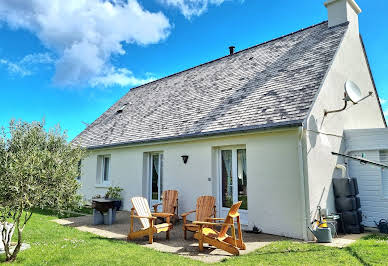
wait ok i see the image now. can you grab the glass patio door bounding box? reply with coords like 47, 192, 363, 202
149, 153, 163, 210
219, 148, 248, 224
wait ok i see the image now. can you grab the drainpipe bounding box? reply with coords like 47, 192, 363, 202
298, 126, 311, 241
336, 164, 347, 178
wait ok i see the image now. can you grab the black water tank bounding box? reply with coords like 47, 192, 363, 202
344, 224, 365, 234
333, 178, 359, 197
335, 197, 361, 211
333, 177, 362, 234
342, 210, 363, 225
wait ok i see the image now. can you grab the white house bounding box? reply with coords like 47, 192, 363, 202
73, 0, 386, 240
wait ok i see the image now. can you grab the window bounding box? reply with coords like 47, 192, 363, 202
149, 153, 163, 206
97, 155, 111, 185
220, 148, 247, 210
379, 151, 388, 198
237, 149, 248, 210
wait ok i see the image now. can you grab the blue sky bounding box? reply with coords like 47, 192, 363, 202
1, 0, 387, 140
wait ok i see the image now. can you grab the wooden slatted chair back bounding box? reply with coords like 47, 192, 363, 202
218, 201, 242, 238
196, 196, 216, 221
162, 190, 178, 214
131, 197, 152, 229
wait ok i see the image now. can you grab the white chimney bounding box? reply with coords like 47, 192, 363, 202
324, 0, 362, 29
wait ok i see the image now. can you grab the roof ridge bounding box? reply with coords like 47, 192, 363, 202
121, 21, 329, 95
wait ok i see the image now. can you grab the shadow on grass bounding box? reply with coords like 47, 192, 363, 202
360, 234, 388, 241
345, 246, 368, 266
31, 207, 92, 218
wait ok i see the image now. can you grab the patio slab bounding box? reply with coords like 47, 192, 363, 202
0, 243, 31, 255
53, 211, 370, 263
316, 233, 370, 248
52, 211, 292, 263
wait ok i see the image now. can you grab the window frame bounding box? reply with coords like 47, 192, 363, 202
218, 145, 248, 215
100, 155, 111, 186
149, 152, 163, 204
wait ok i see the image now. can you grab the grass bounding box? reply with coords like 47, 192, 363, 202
1, 210, 387, 265
346, 234, 388, 265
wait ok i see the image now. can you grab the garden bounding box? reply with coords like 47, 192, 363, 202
1, 209, 388, 265
1, 121, 388, 265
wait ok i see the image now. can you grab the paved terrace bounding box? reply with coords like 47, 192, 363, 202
52, 211, 367, 263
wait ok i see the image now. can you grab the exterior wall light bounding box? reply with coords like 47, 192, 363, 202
181, 155, 189, 164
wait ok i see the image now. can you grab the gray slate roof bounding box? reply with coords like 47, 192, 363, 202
73, 21, 348, 149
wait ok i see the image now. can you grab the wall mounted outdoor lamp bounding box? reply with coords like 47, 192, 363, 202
181, 155, 189, 164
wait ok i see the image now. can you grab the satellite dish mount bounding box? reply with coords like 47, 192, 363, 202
324, 80, 373, 116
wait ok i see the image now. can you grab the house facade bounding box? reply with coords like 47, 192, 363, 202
74, 0, 386, 240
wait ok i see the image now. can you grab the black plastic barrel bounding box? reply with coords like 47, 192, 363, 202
344, 224, 365, 234
333, 178, 359, 197
332, 177, 362, 234
342, 210, 362, 225
335, 197, 361, 212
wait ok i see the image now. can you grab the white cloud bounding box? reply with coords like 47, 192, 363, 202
0, 59, 31, 77
0, 52, 53, 77
90, 67, 157, 87
380, 98, 387, 105
21, 53, 53, 65
0, 0, 171, 87
160, 0, 234, 18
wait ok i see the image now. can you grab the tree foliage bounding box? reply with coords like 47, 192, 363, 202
0, 120, 86, 262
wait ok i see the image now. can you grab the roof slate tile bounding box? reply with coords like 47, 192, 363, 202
73, 21, 348, 148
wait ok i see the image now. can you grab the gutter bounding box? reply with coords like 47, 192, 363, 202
84, 120, 303, 150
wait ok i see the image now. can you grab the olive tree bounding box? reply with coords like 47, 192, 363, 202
0, 120, 85, 262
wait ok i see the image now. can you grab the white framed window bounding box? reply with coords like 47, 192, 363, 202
148, 152, 163, 208
379, 151, 388, 198
217, 145, 248, 225
97, 155, 111, 185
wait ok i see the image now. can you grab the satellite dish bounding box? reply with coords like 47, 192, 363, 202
324, 80, 373, 116
345, 80, 363, 104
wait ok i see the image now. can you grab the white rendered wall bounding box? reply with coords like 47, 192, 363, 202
304, 19, 385, 230
80, 129, 305, 239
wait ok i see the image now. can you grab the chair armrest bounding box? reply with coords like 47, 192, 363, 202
193, 221, 234, 226
152, 203, 162, 208
131, 215, 157, 220
152, 213, 173, 218
206, 218, 224, 221
152, 203, 162, 212
181, 210, 196, 217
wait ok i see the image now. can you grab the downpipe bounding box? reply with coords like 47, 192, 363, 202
335, 164, 347, 178
298, 126, 312, 241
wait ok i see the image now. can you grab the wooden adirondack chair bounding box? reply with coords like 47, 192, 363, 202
181, 196, 216, 240
127, 197, 173, 244
152, 190, 179, 223
193, 201, 246, 255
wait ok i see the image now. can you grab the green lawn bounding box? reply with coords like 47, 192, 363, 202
1, 210, 388, 265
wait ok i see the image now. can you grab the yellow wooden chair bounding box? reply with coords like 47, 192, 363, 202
152, 190, 179, 223
127, 197, 173, 244
193, 201, 246, 255
181, 195, 216, 239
